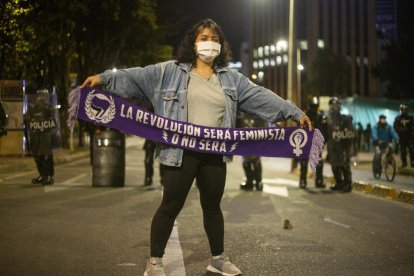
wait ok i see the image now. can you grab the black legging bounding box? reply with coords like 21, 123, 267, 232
150, 150, 226, 257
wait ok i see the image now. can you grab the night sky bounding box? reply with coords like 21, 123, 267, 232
168, 0, 246, 61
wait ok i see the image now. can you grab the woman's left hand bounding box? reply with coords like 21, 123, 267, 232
299, 115, 313, 131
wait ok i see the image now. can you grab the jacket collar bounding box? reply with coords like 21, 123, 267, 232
177, 62, 228, 73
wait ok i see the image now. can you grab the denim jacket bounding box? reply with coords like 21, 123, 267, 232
99, 61, 304, 166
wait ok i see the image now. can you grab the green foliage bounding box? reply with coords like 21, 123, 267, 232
0, 0, 185, 147
303, 49, 351, 99
372, 38, 414, 99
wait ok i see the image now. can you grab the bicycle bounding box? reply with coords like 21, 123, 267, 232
372, 142, 396, 181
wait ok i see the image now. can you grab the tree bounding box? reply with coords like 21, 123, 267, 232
372, 38, 414, 99
1, 0, 184, 148
303, 49, 351, 99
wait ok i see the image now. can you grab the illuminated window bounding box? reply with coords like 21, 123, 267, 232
276, 56, 282, 65
264, 45, 270, 56
317, 39, 325, 48
258, 47, 264, 58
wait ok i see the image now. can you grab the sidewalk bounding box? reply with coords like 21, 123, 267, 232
0, 147, 90, 177
0, 136, 144, 177
352, 151, 414, 177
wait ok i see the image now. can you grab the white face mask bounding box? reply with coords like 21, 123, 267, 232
195, 41, 221, 63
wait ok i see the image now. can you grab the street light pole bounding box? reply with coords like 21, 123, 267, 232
297, 48, 303, 108
287, 0, 296, 102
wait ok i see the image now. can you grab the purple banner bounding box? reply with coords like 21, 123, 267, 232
68, 87, 324, 170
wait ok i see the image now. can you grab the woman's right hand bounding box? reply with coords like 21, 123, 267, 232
81, 75, 101, 88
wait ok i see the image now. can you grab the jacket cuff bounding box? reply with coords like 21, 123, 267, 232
293, 110, 305, 123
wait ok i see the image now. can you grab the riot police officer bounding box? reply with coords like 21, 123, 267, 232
26, 91, 56, 185
299, 97, 327, 188
393, 104, 414, 167
326, 97, 355, 192
238, 113, 264, 191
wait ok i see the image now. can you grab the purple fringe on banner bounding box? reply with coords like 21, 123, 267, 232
67, 86, 81, 130
309, 128, 325, 172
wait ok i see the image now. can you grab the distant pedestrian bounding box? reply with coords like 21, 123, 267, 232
26, 90, 56, 185
364, 123, 372, 152
82, 18, 311, 276
393, 104, 414, 167
0, 101, 8, 137
356, 122, 364, 152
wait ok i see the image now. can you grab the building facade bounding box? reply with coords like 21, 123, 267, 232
247, 0, 387, 107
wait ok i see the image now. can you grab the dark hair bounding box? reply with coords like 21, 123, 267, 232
175, 18, 232, 68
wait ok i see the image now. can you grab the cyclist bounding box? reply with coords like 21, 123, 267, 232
371, 115, 399, 167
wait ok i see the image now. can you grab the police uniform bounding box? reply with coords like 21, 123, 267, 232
238, 113, 264, 191
326, 98, 355, 192
299, 98, 327, 188
26, 94, 56, 185
393, 105, 414, 167
143, 139, 165, 186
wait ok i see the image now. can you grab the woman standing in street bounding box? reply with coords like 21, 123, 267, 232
82, 18, 311, 276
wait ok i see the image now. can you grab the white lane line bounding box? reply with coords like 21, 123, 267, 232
323, 217, 351, 229
263, 184, 289, 197
44, 173, 88, 192
1, 170, 36, 180
60, 173, 89, 185
117, 263, 136, 267
163, 221, 186, 276
263, 178, 299, 188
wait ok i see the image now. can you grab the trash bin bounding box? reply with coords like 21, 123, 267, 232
92, 129, 125, 187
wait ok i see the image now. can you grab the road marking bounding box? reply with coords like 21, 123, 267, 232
163, 220, 186, 276
117, 263, 137, 267
323, 217, 351, 229
263, 184, 289, 197
1, 170, 36, 180
44, 173, 89, 192
263, 178, 299, 188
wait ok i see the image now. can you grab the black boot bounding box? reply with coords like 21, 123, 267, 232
42, 176, 54, 185
315, 178, 325, 188
32, 176, 43, 184
342, 166, 352, 193
242, 161, 254, 191
143, 177, 152, 186
330, 166, 343, 191
253, 158, 263, 191
315, 160, 325, 188
299, 179, 307, 189
255, 181, 263, 191
240, 180, 254, 191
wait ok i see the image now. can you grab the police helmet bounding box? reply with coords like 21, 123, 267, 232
400, 104, 408, 115
309, 96, 319, 111
328, 97, 341, 113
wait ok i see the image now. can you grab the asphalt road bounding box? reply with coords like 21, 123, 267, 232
0, 138, 413, 275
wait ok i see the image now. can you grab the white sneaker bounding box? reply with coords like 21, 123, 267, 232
207, 255, 242, 276
143, 257, 166, 276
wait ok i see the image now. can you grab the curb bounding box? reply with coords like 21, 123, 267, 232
396, 190, 414, 204
352, 180, 414, 204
